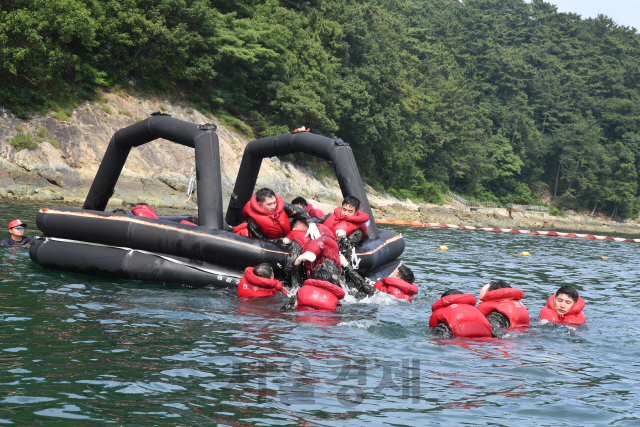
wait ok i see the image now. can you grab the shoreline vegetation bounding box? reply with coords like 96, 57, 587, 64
2, 0, 640, 222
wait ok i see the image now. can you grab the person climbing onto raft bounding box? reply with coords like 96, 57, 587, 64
291, 196, 324, 221
295, 268, 345, 312
237, 263, 287, 298
316, 196, 369, 267
430, 289, 496, 338
476, 280, 529, 330
538, 285, 585, 325
0, 220, 33, 247
235, 188, 321, 244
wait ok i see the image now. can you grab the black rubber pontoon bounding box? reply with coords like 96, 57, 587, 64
30, 117, 404, 288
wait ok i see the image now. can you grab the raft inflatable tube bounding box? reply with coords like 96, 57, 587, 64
30, 114, 405, 288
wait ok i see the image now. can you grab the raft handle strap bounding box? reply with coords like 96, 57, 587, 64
198, 123, 217, 131
334, 138, 349, 146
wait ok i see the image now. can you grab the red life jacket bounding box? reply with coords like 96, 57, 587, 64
538, 294, 586, 325
476, 288, 530, 328
429, 294, 493, 338
131, 205, 159, 219
233, 222, 250, 237
237, 267, 286, 298
374, 277, 418, 301
305, 203, 324, 219
180, 220, 197, 226
285, 230, 310, 248
322, 207, 368, 240
301, 235, 341, 276
296, 279, 345, 311
242, 195, 291, 239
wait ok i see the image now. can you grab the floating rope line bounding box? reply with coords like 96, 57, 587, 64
374, 219, 640, 243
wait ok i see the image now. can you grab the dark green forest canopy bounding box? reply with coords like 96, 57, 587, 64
2, 0, 640, 216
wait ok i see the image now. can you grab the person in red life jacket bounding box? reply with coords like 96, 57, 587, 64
242, 188, 320, 244
295, 268, 345, 312
430, 289, 494, 338
237, 263, 287, 298
0, 220, 34, 247
539, 286, 586, 325
476, 280, 529, 330
317, 196, 369, 263
373, 264, 418, 301
131, 204, 159, 219
291, 196, 325, 221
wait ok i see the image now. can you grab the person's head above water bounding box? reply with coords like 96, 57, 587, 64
291, 196, 308, 210
112, 208, 128, 214
390, 263, 414, 283
256, 188, 277, 214
291, 218, 309, 231
479, 280, 510, 301
7, 219, 27, 242
440, 289, 463, 298
488, 280, 511, 292
311, 267, 339, 286
254, 263, 274, 279
340, 196, 360, 217
554, 286, 579, 315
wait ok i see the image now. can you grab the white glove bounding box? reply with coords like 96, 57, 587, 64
350, 248, 361, 270
282, 237, 292, 244
335, 229, 347, 239
339, 253, 349, 268
297, 251, 316, 263
306, 222, 321, 240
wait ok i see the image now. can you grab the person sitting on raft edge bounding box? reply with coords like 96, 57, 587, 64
316, 196, 369, 263
234, 188, 321, 244
291, 196, 324, 221
476, 280, 529, 330
539, 285, 585, 325
373, 264, 418, 301
430, 289, 497, 339
238, 263, 287, 298
0, 219, 34, 247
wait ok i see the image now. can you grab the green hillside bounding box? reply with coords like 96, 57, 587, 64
2, 0, 639, 217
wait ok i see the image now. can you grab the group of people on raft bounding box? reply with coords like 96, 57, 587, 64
231, 188, 417, 311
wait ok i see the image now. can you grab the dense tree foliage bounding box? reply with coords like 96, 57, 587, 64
2, 0, 640, 216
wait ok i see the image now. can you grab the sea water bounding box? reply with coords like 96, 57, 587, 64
0, 200, 639, 425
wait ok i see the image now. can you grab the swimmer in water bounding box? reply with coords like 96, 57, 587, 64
538, 285, 585, 325
476, 280, 529, 330
430, 289, 495, 338
0, 220, 34, 247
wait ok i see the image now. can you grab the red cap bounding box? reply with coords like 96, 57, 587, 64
131, 205, 159, 219
8, 219, 27, 229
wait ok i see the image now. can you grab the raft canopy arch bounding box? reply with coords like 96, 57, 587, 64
82, 113, 224, 230
226, 132, 380, 241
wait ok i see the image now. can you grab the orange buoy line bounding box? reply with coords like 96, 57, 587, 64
374, 218, 640, 243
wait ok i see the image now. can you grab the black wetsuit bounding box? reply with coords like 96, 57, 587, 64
0, 236, 33, 246
316, 212, 363, 260
284, 240, 306, 291
247, 204, 313, 244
